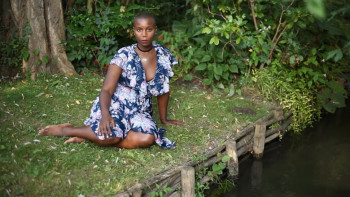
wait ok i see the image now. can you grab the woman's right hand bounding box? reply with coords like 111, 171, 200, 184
98, 114, 116, 138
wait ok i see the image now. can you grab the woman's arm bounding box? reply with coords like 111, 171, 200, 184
157, 92, 185, 125
98, 64, 122, 137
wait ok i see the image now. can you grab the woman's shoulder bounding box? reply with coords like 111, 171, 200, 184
117, 44, 136, 54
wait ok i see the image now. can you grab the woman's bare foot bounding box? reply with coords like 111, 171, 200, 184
64, 137, 84, 144
38, 123, 73, 136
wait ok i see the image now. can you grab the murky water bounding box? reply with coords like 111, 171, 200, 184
220, 100, 350, 197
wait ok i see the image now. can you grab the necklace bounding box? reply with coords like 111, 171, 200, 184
137, 44, 153, 52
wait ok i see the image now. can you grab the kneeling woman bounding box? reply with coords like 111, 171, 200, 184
39, 13, 184, 149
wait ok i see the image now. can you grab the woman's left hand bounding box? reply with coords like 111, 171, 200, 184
161, 119, 186, 125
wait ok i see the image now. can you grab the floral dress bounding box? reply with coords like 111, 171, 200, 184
84, 44, 177, 149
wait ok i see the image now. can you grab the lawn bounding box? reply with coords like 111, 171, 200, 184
0, 74, 272, 196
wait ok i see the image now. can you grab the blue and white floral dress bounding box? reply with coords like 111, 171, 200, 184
84, 44, 177, 149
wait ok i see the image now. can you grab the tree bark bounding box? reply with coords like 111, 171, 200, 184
45, 0, 76, 74
67, 0, 75, 12
10, 0, 76, 79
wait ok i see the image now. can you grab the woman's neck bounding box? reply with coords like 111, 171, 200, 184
137, 44, 153, 52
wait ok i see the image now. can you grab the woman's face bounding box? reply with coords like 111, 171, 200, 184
133, 18, 156, 48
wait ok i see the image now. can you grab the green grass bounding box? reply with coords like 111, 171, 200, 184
0, 74, 272, 196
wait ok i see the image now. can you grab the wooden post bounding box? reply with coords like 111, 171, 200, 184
253, 123, 266, 158
181, 166, 195, 197
226, 141, 239, 177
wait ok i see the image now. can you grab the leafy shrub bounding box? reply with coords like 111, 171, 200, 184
317, 80, 348, 113
0, 25, 30, 78
64, 3, 148, 73
159, 19, 244, 96
251, 67, 322, 133
165, 0, 349, 96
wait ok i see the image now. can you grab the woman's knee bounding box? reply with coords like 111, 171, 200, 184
138, 134, 155, 147
118, 131, 155, 148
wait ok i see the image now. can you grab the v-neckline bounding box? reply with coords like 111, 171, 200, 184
134, 44, 158, 83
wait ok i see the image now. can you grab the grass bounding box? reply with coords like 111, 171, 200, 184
0, 74, 272, 196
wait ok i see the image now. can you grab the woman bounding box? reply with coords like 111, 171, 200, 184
39, 13, 184, 149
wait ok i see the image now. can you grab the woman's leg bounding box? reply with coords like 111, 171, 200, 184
116, 130, 155, 149
39, 124, 155, 148
39, 123, 121, 146
64, 137, 84, 144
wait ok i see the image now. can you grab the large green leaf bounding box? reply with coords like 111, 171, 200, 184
195, 63, 207, 71
203, 78, 212, 85
305, 0, 325, 19
326, 48, 343, 62
201, 55, 211, 62
209, 36, 220, 45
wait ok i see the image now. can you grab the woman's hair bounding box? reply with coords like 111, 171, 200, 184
133, 13, 156, 27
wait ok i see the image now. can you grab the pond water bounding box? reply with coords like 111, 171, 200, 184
219, 100, 350, 197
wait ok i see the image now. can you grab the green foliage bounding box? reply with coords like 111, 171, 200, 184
207, 179, 235, 197
157, 19, 204, 80
64, 3, 148, 73
195, 166, 209, 196
150, 184, 174, 197
194, 154, 231, 196
195, 181, 209, 197
317, 80, 348, 113
0, 24, 30, 77
161, 0, 349, 123
160, 0, 349, 99
306, 0, 326, 19
252, 67, 322, 133
207, 154, 230, 181
159, 19, 244, 95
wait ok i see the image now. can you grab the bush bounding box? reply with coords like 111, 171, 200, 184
251, 67, 322, 133
64, 2, 148, 74
0, 25, 30, 78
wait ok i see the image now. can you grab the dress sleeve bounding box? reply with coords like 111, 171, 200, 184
164, 47, 177, 79
149, 46, 177, 96
109, 47, 128, 69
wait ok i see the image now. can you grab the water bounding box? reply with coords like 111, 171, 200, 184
220, 100, 350, 197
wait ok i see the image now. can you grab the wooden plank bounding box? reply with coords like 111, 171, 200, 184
168, 191, 181, 197
265, 115, 293, 137
181, 166, 195, 197
237, 141, 253, 157
265, 116, 293, 143
237, 132, 254, 149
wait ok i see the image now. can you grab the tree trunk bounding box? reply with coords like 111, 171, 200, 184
67, 0, 75, 12
45, 0, 76, 74
10, 0, 76, 80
